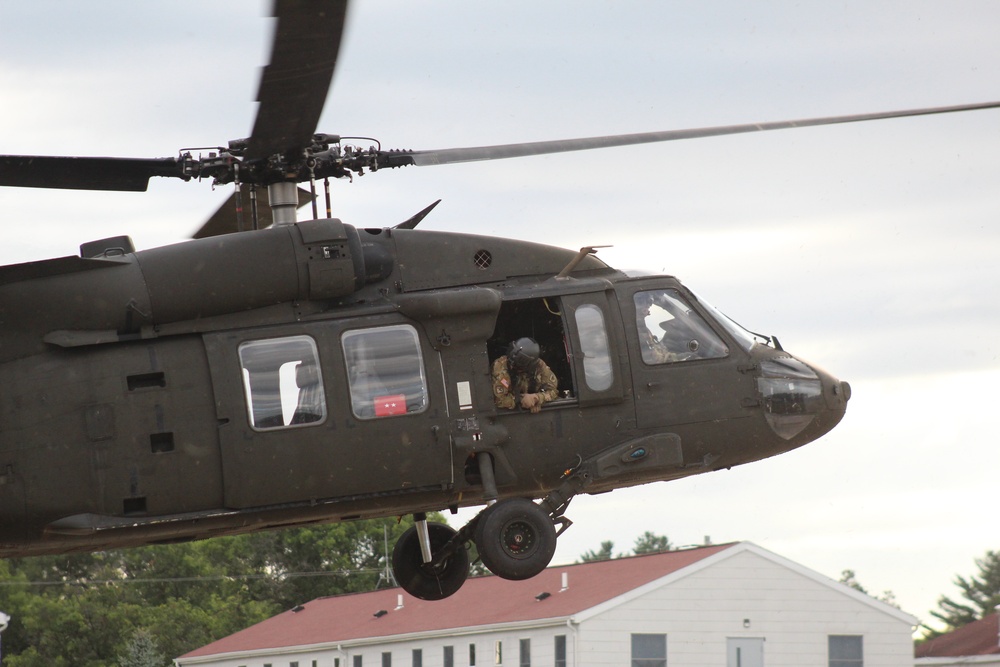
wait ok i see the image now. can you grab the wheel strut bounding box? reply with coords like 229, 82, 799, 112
414, 512, 433, 564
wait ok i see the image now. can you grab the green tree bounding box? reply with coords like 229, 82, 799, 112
579, 531, 676, 563
632, 531, 673, 555
928, 550, 1000, 636
579, 540, 616, 562
0, 515, 447, 666
118, 629, 167, 667
837, 569, 899, 609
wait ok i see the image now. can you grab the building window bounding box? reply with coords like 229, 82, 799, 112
383, 653, 392, 667
342, 324, 428, 419
354, 656, 363, 667
444, 646, 454, 667
494, 641, 502, 665
829, 635, 863, 667
469, 643, 476, 667
554, 636, 566, 667
239, 335, 326, 429
413, 649, 423, 667
290, 663, 299, 667
574, 304, 614, 391
631, 633, 666, 667
519, 639, 530, 667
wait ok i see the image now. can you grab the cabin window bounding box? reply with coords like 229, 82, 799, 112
342, 324, 429, 419
574, 304, 613, 391
630, 634, 666, 667
634, 289, 728, 365
239, 335, 326, 429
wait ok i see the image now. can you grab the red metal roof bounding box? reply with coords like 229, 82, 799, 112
183, 542, 736, 659
916, 613, 1000, 658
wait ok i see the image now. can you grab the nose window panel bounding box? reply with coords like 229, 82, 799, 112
757, 359, 823, 439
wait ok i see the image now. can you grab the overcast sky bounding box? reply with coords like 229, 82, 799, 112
2, 1, 999, 633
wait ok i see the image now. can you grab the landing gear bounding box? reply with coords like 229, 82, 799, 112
391, 519, 470, 601
474, 498, 557, 580
391, 458, 586, 599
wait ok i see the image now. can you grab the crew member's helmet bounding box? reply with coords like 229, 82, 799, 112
507, 337, 540, 372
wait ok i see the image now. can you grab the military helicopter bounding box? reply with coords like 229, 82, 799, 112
1, 1, 997, 601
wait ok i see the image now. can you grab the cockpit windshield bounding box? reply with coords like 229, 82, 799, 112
633, 289, 729, 364
688, 289, 767, 352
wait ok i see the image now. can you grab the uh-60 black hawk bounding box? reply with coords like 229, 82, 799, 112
1, 1, 998, 601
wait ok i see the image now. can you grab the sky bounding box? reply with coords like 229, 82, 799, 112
2, 1, 999, 634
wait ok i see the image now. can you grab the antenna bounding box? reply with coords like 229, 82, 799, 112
376, 523, 397, 589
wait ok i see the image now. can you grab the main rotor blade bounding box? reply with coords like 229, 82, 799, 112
0, 155, 182, 191
245, 0, 349, 162
402, 101, 1000, 167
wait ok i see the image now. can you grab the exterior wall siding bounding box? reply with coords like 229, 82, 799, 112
575, 549, 912, 667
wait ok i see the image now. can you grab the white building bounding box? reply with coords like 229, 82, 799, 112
177, 541, 917, 667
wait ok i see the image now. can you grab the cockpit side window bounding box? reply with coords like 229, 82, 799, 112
634, 289, 729, 364
239, 335, 326, 430
342, 324, 429, 419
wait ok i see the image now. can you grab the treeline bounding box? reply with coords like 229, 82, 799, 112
0, 517, 431, 667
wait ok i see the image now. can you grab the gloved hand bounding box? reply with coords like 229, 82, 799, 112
520, 393, 542, 413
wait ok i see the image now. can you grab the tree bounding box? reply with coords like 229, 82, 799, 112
118, 629, 167, 667
579, 540, 616, 562
633, 531, 673, 555
837, 569, 899, 609
0, 515, 446, 665
929, 550, 1000, 635
578, 531, 674, 562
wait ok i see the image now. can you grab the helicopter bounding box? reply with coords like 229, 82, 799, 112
1, 1, 998, 601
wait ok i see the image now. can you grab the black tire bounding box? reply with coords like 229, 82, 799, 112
391, 522, 470, 601
475, 498, 556, 581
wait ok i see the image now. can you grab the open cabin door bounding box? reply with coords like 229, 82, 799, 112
205, 319, 450, 509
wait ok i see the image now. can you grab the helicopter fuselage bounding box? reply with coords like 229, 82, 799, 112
0, 219, 848, 557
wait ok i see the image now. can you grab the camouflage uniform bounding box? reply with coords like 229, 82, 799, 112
639, 327, 678, 364
491, 356, 559, 410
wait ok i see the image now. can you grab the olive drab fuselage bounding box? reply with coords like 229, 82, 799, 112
0, 218, 849, 556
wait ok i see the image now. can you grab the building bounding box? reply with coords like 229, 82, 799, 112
177, 541, 917, 667
915, 612, 1000, 666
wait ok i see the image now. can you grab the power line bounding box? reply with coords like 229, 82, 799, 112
0, 568, 385, 588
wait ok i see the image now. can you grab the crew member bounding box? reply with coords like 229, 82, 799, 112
492, 337, 559, 413
635, 291, 678, 364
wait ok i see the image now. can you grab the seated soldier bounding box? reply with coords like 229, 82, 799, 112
491, 337, 559, 413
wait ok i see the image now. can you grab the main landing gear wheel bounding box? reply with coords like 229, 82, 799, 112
392, 522, 470, 601
474, 498, 557, 580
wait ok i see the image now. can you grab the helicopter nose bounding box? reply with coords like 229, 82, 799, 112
756, 357, 849, 441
